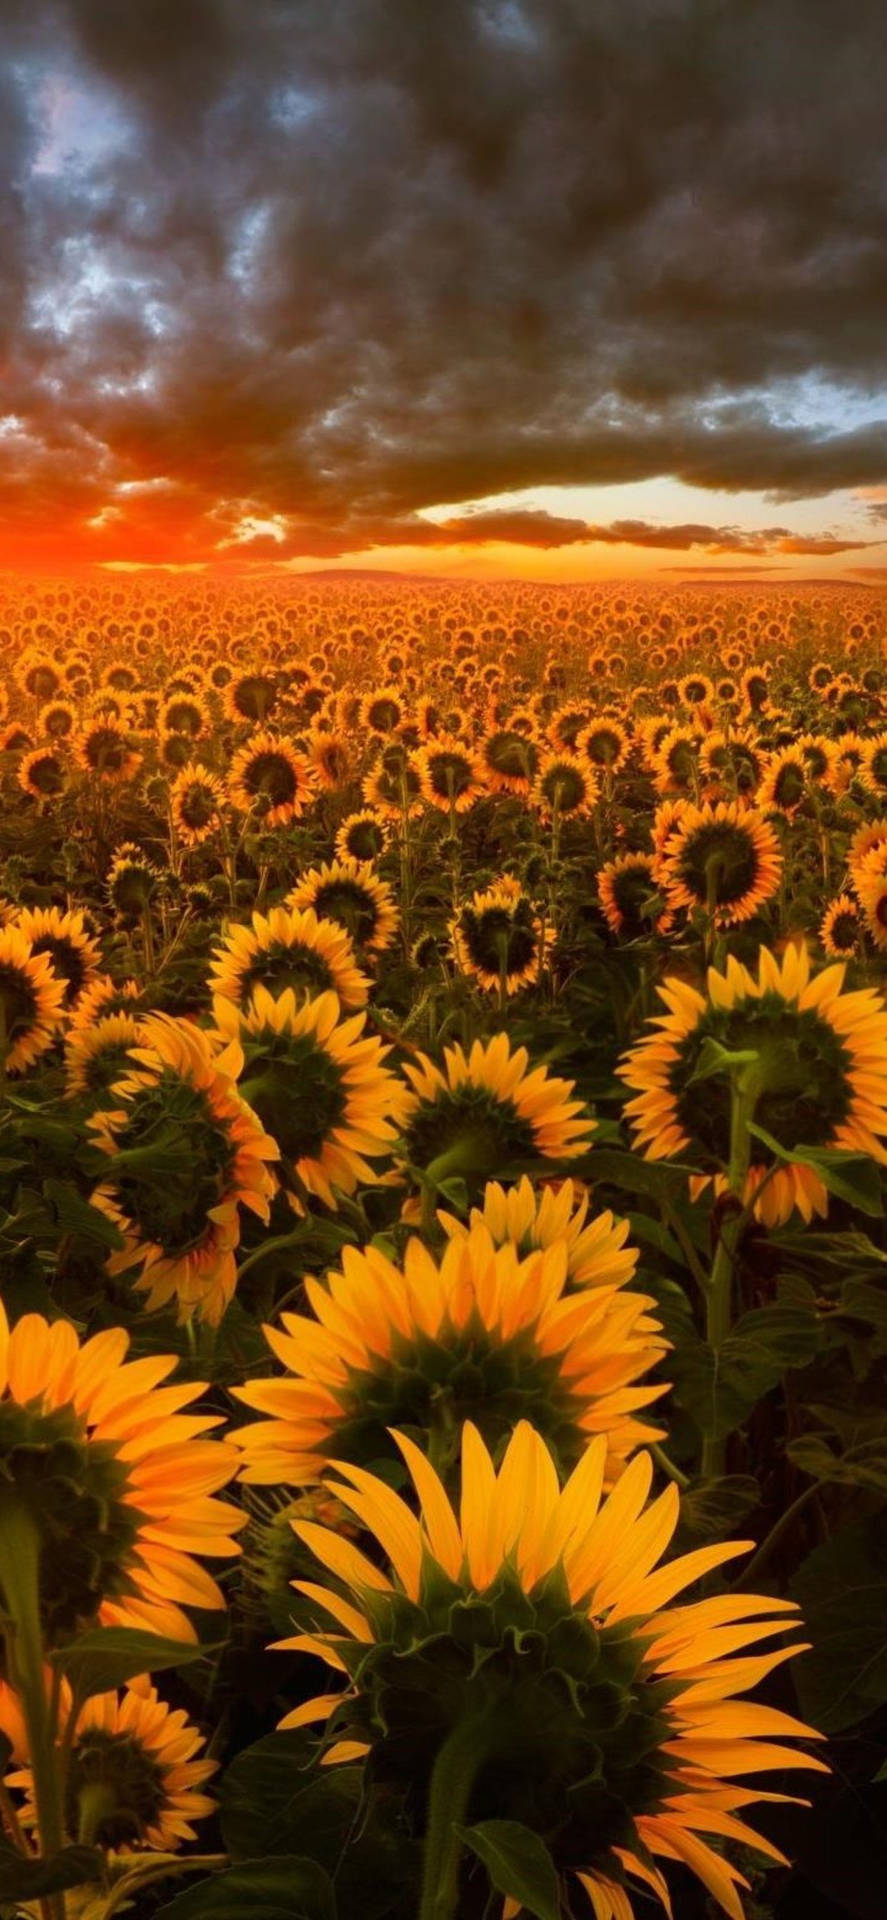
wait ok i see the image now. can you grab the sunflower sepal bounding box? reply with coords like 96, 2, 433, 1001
746, 1124, 882, 1216
48, 1627, 222, 1702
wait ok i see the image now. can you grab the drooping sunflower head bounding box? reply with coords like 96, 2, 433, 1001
577, 716, 632, 772
0, 1303, 244, 1644
0, 924, 66, 1072
450, 880, 547, 994
361, 740, 424, 820
65, 1007, 145, 1103
215, 986, 407, 1210
397, 1033, 595, 1196
758, 746, 809, 816
225, 670, 279, 726
480, 725, 541, 794
75, 717, 142, 784
89, 1013, 278, 1324
655, 800, 782, 928
532, 750, 598, 821
287, 857, 399, 956
620, 942, 887, 1224
414, 733, 485, 813
228, 730, 315, 827
209, 905, 370, 1011
279, 1422, 823, 1920
14, 905, 102, 1013
232, 1219, 666, 1491
3, 1679, 217, 1852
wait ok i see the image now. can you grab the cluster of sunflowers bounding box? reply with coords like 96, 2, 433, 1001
0, 576, 885, 1920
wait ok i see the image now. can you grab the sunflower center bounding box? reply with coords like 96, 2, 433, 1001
242, 750, 297, 806
111, 1074, 238, 1257
28, 754, 65, 794
673, 1002, 854, 1161
180, 782, 218, 829
541, 764, 586, 812
233, 674, 277, 721
84, 727, 128, 773
610, 867, 658, 935
110, 863, 157, 915
344, 820, 385, 861
427, 751, 474, 798
241, 1032, 347, 1161
486, 732, 539, 781
0, 1402, 140, 1640
583, 727, 622, 765
68, 1729, 166, 1848
773, 762, 805, 808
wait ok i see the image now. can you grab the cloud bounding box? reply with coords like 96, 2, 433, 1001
3, 1, 887, 563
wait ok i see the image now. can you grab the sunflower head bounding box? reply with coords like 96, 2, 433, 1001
287, 857, 399, 955
451, 880, 546, 994
209, 905, 370, 1011
228, 731, 315, 827
0, 925, 65, 1072
656, 800, 782, 928
15, 905, 102, 1012
397, 1033, 595, 1197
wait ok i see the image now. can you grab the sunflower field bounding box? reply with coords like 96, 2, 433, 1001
0, 575, 885, 1920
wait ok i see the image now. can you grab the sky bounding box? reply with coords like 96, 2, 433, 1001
3, 0, 887, 580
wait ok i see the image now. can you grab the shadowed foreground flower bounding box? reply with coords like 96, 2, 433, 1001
287, 856, 400, 955
15, 904, 102, 1012
0, 1301, 244, 1644
619, 943, 887, 1225
450, 879, 547, 995
90, 1013, 278, 1323
0, 924, 65, 1072
210, 904, 370, 1012
231, 1219, 666, 1490
397, 1033, 595, 1195
1, 1678, 216, 1851
279, 1421, 823, 1920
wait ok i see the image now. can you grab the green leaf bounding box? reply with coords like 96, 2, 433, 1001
43, 1178, 125, 1247
153, 1857, 336, 1919
458, 1820, 561, 1920
220, 1732, 362, 1862
0, 1842, 103, 1900
786, 1433, 887, 1495
747, 1126, 882, 1215
791, 1512, 887, 1731
679, 1475, 761, 1539
585, 1147, 694, 1201
52, 1628, 221, 1700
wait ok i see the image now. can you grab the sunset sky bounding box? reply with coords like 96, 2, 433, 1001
3, 0, 887, 579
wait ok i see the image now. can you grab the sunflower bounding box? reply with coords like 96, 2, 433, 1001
598, 853, 672, 939
287, 857, 399, 956
15, 904, 102, 1013
160, 691, 207, 739
847, 819, 887, 893
397, 1033, 595, 1193
652, 723, 701, 797
480, 725, 541, 795
438, 1174, 640, 1293
0, 1301, 243, 1644
231, 1219, 666, 1491
655, 800, 782, 928
210, 905, 370, 1011
65, 1008, 145, 1102
2, 1679, 216, 1852
334, 809, 391, 865
547, 701, 593, 752
678, 670, 715, 712
794, 732, 838, 787
17, 744, 68, 800
228, 730, 315, 827
215, 987, 407, 1209
74, 717, 142, 784
531, 751, 598, 821
576, 716, 632, 774
858, 868, 887, 951
360, 685, 406, 737
450, 879, 547, 995
361, 741, 424, 820
620, 943, 887, 1225
698, 728, 763, 800
820, 893, 864, 959
278, 1420, 822, 1920
90, 1013, 278, 1324
307, 725, 351, 790
106, 843, 162, 919
169, 765, 226, 846
859, 730, 887, 798
224, 670, 280, 725
0, 924, 66, 1072
414, 734, 486, 813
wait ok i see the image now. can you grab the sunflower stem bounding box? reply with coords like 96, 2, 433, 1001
701, 1065, 760, 1477
418, 1715, 489, 1920
0, 1505, 67, 1917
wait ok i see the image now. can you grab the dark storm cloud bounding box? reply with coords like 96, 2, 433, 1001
3, 0, 887, 560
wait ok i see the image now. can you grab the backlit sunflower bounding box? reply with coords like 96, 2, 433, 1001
2, 1678, 217, 1852
757, 745, 809, 815
0, 1301, 243, 1644
90, 1013, 278, 1324
65, 1007, 145, 1102
652, 724, 700, 797
215, 986, 407, 1209
279, 1421, 823, 1920
858, 868, 887, 950
106, 843, 162, 919
17, 744, 67, 800
307, 725, 351, 789
224, 670, 279, 726
15, 904, 102, 1013
228, 730, 315, 827
334, 808, 390, 865
360, 685, 407, 737
37, 697, 78, 740
75, 716, 142, 784
0, 924, 65, 1072
438, 1174, 640, 1294
210, 905, 370, 1011
620, 943, 887, 1225
531, 751, 598, 821
397, 1033, 595, 1193
859, 729, 887, 798
287, 857, 399, 956
655, 800, 782, 928
577, 716, 632, 773
169, 765, 226, 846
161, 691, 208, 739
598, 853, 672, 939
820, 893, 864, 959
414, 733, 486, 812
231, 1219, 665, 1491
698, 728, 763, 800
450, 878, 547, 995
361, 741, 424, 820
480, 725, 541, 795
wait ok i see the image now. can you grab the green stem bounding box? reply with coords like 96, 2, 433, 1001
735, 1483, 820, 1588
701, 1070, 759, 1478
0, 1506, 67, 1917
418, 1717, 489, 1920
